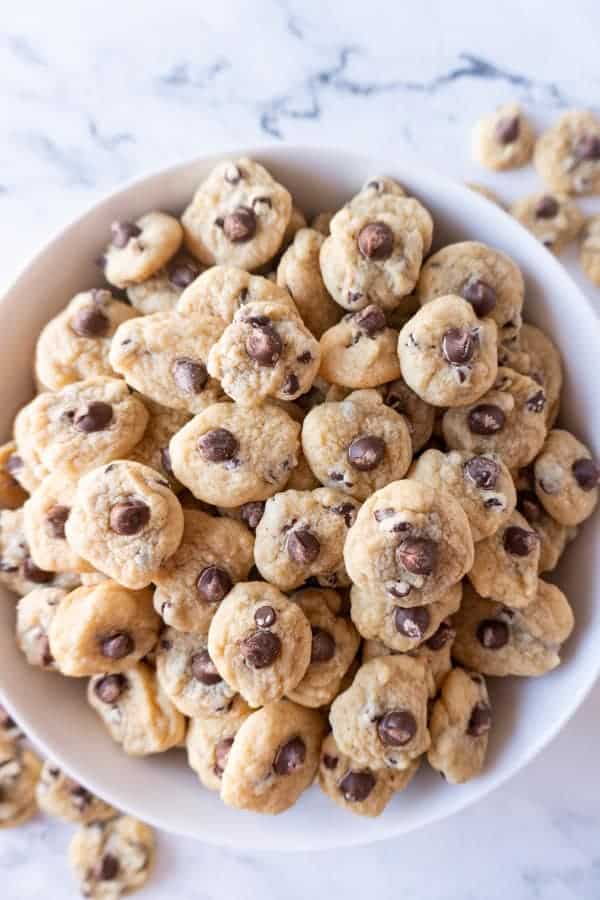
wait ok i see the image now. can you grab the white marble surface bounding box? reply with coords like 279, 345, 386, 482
1, 1, 600, 897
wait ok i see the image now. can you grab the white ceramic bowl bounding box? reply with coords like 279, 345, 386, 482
1, 147, 599, 851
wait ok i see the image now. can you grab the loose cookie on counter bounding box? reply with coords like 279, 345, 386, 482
69, 815, 155, 899
318, 305, 401, 388
534, 109, 600, 195
0, 737, 41, 828
533, 429, 599, 527
186, 702, 252, 791
102, 212, 183, 289
511, 192, 584, 253
36, 761, 115, 825
16, 586, 67, 669
276, 227, 342, 337
472, 103, 535, 171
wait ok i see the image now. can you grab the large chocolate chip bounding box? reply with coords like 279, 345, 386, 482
442, 327, 476, 366
467, 702, 492, 737
518, 490, 543, 523
109, 499, 150, 535
190, 649, 222, 685
213, 737, 234, 776
168, 259, 200, 289
461, 277, 497, 317
254, 605, 277, 628
71, 306, 110, 338
70, 786, 93, 811
322, 753, 338, 770
245, 321, 282, 366
110, 221, 141, 248
240, 630, 281, 668
572, 457, 600, 491
287, 529, 320, 564
339, 770, 375, 802
377, 710, 417, 746
239, 501, 265, 530
574, 134, 600, 162
283, 372, 300, 395
96, 854, 120, 881
273, 736, 306, 776
100, 632, 134, 659
495, 115, 520, 144
354, 304, 386, 336
526, 390, 546, 413
46, 505, 70, 539
425, 619, 454, 651
23, 557, 54, 584
477, 619, 509, 649
172, 357, 208, 394
503, 525, 538, 556
331, 502, 357, 529
347, 435, 385, 471
310, 627, 336, 663
223, 206, 256, 243
196, 566, 232, 604
394, 605, 430, 639
73, 401, 113, 433
357, 222, 394, 260
534, 195, 559, 219
396, 537, 438, 575
467, 404, 505, 435
197, 428, 239, 462
464, 456, 500, 490
94, 673, 128, 704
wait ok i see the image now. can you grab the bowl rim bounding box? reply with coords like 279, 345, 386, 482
1, 144, 599, 850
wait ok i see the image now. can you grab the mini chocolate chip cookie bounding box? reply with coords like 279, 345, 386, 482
0, 508, 80, 596
127, 399, 190, 492
468, 509, 540, 608
0, 737, 41, 828
472, 103, 535, 171
534, 109, 600, 195
23, 473, 92, 573
186, 702, 252, 791
511, 191, 584, 253
452, 580, 574, 677
65, 460, 184, 589
382, 377, 435, 452
533, 429, 599, 526
427, 667, 492, 784
0, 442, 28, 510
220, 699, 325, 814
517, 488, 576, 574
516, 323, 563, 427
69, 815, 155, 898
88, 663, 186, 755
276, 228, 342, 337
16, 586, 66, 669
207, 582, 312, 707
127, 251, 203, 314
318, 305, 401, 388
102, 212, 183, 289
36, 761, 115, 824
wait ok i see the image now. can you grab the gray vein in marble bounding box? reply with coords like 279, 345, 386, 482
3, 33, 47, 67
159, 58, 230, 90
87, 118, 134, 153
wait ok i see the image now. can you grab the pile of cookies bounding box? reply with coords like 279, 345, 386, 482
471, 106, 600, 281
1, 151, 598, 844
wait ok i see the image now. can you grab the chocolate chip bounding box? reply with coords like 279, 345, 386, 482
213, 738, 234, 776
467, 404, 505, 435
347, 290, 363, 305
574, 134, 600, 162
425, 619, 454, 651
100, 632, 134, 659
6, 454, 23, 476
442, 327, 476, 366
240, 630, 281, 668
73, 401, 113, 433
110, 221, 141, 248
357, 222, 394, 260
464, 456, 500, 490
223, 206, 256, 243
534, 195, 559, 219
254, 605, 277, 629
283, 373, 299, 395
347, 434, 385, 472
503, 525, 538, 556
46, 505, 70, 539
396, 537, 437, 576
172, 357, 208, 394
377, 710, 417, 746
197, 428, 239, 462
477, 619, 509, 650
467, 702, 492, 737
572, 458, 600, 491
461, 277, 497, 317
109, 499, 150, 535
354, 304, 386, 336
168, 259, 200, 289
190, 649, 222, 685
71, 306, 110, 338
526, 390, 546, 413
287, 529, 320, 564
245, 320, 282, 366
310, 627, 335, 663
331, 502, 357, 528
322, 753, 338, 770
394, 605, 430, 639
196, 566, 232, 604
387, 581, 412, 599
495, 115, 520, 144
273, 737, 306, 776
297, 351, 312, 364
339, 770, 375, 802
23, 557, 54, 584
518, 490, 543, 522
94, 674, 128, 704
96, 854, 120, 881
239, 501, 265, 530
70, 786, 92, 810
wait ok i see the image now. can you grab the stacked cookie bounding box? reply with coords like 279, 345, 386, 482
1, 157, 598, 832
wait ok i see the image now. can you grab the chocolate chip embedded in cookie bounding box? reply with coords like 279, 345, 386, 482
48, 580, 160, 676
472, 103, 535, 171
427, 667, 492, 784
186, 702, 252, 792
452, 580, 574, 677
330, 654, 430, 771
276, 228, 342, 338
88, 663, 185, 755
534, 429, 599, 526
65, 461, 183, 589
16, 586, 67, 669
102, 211, 183, 288
0, 737, 42, 829
318, 306, 402, 388
181, 158, 292, 271
254, 487, 360, 591
36, 761, 115, 825
220, 700, 325, 814
68, 815, 155, 898
207, 582, 312, 707
534, 109, 600, 195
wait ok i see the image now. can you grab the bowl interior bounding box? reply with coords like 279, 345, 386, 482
0, 147, 598, 850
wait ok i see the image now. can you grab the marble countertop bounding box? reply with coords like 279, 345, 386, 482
1, 1, 599, 898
